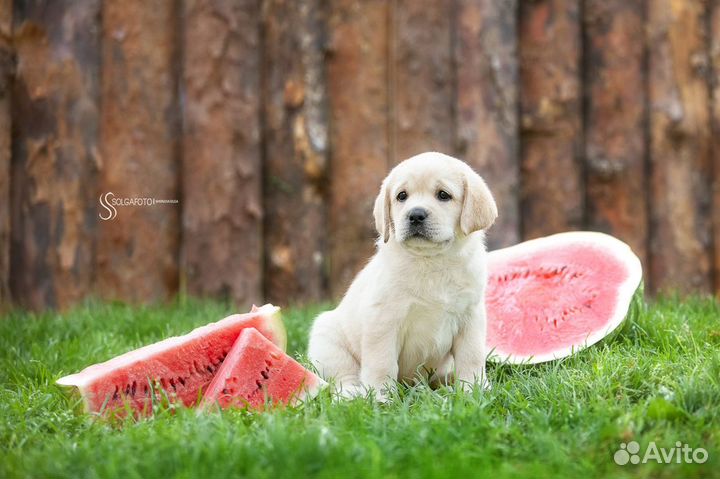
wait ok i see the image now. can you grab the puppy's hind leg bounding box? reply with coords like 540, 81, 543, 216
307, 311, 361, 397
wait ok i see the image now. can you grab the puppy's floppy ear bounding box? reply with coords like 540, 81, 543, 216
373, 178, 393, 243
460, 169, 498, 235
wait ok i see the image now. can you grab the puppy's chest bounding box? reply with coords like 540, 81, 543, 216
396, 282, 477, 370
403, 264, 479, 310
393, 256, 483, 374
397, 304, 460, 376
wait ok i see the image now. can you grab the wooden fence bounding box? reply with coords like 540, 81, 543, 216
0, 0, 718, 311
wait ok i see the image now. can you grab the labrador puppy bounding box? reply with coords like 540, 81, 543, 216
308, 152, 497, 399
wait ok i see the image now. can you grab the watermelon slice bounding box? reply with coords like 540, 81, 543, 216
486, 232, 642, 364
200, 328, 325, 411
56, 304, 286, 414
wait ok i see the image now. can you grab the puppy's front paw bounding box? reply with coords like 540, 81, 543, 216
335, 383, 392, 403
372, 388, 391, 404
456, 378, 492, 393
335, 383, 365, 400
362, 382, 395, 403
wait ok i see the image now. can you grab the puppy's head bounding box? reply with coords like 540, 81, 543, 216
373, 152, 497, 253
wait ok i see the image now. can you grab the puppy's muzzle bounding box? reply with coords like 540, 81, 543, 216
407, 207, 429, 237
408, 207, 428, 225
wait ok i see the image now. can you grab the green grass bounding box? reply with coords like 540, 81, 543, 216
1, 296, 719, 478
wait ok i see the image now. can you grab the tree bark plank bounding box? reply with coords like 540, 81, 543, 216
263, 0, 328, 304
584, 0, 648, 270
0, 0, 11, 309
648, 0, 711, 294
455, 0, 519, 250
391, 0, 454, 162
711, 2, 720, 295
98, 0, 180, 303
10, 0, 100, 310
182, 0, 262, 306
518, 0, 583, 239
327, 0, 389, 298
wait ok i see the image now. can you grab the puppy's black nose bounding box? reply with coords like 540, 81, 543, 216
408, 207, 428, 225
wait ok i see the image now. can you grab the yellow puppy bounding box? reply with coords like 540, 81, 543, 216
308, 152, 497, 399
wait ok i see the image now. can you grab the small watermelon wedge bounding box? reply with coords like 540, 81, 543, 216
200, 327, 325, 411
57, 304, 285, 415
485, 231, 643, 364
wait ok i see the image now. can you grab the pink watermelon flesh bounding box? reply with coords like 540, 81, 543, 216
486, 232, 642, 364
200, 327, 325, 411
56, 304, 286, 414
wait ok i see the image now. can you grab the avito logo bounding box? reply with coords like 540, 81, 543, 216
614, 441, 708, 465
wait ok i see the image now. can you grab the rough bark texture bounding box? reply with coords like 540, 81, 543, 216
584, 0, 648, 270
711, 3, 720, 295
391, 0, 454, 162
0, 0, 11, 309
5, 0, 720, 309
97, 0, 180, 303
327, 0, 389, 298
455, 0, 519, 250
263, 0, 328, 304
518, 0, 583, 239
647, 0, 711, 294
10, 0, 100, 310
182, 0, 262, 307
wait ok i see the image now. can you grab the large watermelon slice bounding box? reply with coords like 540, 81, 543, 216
56, 304, 285, 414
200, 327, 325, 411
486, 232, 642, 364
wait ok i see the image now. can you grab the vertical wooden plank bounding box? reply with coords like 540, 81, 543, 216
0, 0, 11, 309
711, 3, 720, 295
647, 0, 711, 294
182, 0, 262, 306
584, 0, 648, 268
518, 0, 583, 239
327, 0, 389, 297
455, 0, 519, 250
392, 0, 454, 162
98, 0, 180, 303
263, 0, 328, 304
11, 0, 100, 310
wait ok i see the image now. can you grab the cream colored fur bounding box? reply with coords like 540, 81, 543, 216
308, 152, 497, 399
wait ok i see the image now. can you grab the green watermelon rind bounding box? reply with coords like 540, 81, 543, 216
486, 231, 644, 365
56, 304, 286, 412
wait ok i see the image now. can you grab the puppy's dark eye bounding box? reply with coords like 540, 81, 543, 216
437, 190, 452, 201
396, 191, 408, 202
